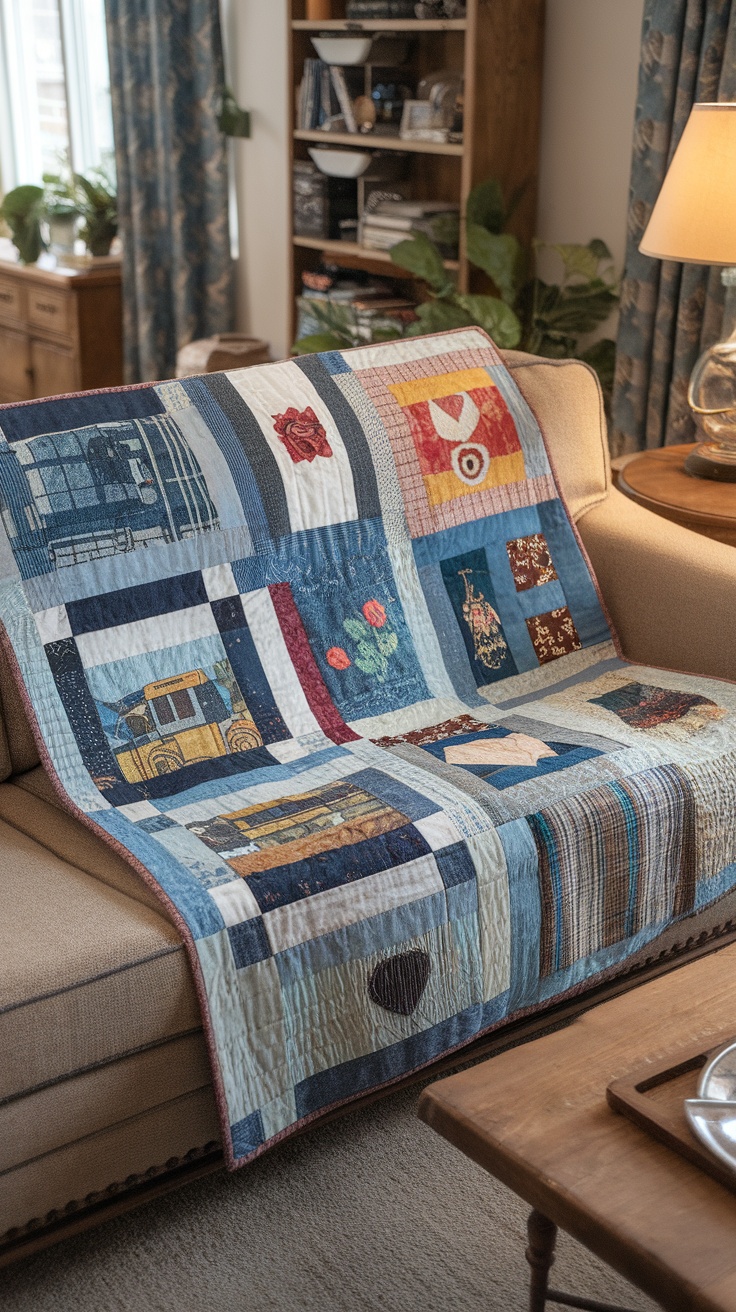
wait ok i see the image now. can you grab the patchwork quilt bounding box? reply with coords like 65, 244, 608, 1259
1, 327, 735, 1168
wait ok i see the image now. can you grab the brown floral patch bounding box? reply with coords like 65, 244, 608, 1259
527, 607, 582, 665
372, 713, 491, 750
506, 533, 558, 592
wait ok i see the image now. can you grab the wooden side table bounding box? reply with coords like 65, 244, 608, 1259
615, 444, 736, 548
419, 942, 736, 1312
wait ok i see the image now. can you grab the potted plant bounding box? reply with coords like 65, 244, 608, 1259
74, 167, 118, 257
41, 171, 79, 256
0, 185, 45, 264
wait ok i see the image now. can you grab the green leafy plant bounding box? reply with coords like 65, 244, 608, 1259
388, 183, 619, 403
74, 167, 117, 257
519, 238, 618, 396
293, 296, 401, 355
0, 185, 45, 264
217, 85, 251, 139
390, 179, 525, 349
41, 171, 78, 219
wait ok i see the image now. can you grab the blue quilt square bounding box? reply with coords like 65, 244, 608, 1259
434, 842, 477, 889
230, 1108, 265, 1159
440, 548, 519, 686
228, 917, 272, 968
286, 521, 430, 722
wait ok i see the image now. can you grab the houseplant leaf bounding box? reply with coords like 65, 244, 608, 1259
0, 185, 45, 264
466, 225, 523, 304
403, 299, 474, 336
390, 231, 451, 295
292, 332, 346, 355
455, 294, 522, 348
465, 178, 505, 233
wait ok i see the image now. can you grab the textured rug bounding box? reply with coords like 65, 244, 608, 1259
2, 1082, 657, 1312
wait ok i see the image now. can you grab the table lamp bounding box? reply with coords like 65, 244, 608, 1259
639, 102, 736, 480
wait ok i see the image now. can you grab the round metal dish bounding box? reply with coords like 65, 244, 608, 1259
684, 1041, 736, 1175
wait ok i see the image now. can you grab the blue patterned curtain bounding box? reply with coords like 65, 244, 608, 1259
105, 0, 234, 383
611, 0, 736, 456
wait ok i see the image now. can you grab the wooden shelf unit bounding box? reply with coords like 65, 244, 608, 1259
292, 18, 468, 30
293, 233, 459, 270
288, 0, 545, 345
293, 127, 464, 155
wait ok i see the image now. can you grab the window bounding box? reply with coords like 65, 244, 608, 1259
0, 0, 113, 191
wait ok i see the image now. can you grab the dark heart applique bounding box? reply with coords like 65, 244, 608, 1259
368, 949, 431, 1015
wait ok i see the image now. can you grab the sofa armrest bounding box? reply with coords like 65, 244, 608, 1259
577, 487, 736, 680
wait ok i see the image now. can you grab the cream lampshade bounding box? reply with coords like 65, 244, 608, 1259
639, 102, 736, 480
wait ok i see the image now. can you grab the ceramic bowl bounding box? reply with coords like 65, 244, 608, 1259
311, 35, 374, 64
308, 147, 373, 178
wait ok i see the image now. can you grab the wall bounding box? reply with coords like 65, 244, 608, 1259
224, 0, 645, 359
536, 0, 644, 276
221, 0, 290, 359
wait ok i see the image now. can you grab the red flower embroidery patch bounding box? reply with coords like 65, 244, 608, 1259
326, 646, 351, 669
271, 406, 332, 463
362, 600, 387, 628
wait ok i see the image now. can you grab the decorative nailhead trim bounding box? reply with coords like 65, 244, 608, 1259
0, 1141, 221, 1248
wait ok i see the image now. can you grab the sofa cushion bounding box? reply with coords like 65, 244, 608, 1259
3, 770, 164, 912
0, 648, 38, 778
0, 1084, 219, 1242
0, 790, 197, 1102
0, 1031, 211, 1176
502, 352, 610, 521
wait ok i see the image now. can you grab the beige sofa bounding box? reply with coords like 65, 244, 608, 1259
3, 352, 736, 1263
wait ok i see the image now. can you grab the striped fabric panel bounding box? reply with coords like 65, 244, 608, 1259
528, 763, 696, 976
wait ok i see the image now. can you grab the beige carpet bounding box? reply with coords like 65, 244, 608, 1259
3, 1082, 658, 1312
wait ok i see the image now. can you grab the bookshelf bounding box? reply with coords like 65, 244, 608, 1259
287, 0, 545, 344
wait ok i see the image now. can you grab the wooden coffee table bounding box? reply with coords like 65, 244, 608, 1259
419, 942, 736, 1312
616, 444, 736, 547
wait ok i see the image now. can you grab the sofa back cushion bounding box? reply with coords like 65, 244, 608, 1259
0, 652, 38, 779
502, 352, 610, 521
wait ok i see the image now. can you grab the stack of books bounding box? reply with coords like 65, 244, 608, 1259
298, 60, 362, 133
296, 271, 417, 343
361, 200, 460, 252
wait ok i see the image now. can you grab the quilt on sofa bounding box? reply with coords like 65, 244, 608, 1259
0, 327, 735, 1168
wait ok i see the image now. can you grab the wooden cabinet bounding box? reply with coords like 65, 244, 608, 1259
0, 260, 123, 404
288, 0, 545, 342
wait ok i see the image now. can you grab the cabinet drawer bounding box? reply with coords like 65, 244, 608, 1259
27, 285, 73, 338
0, 326, 32, 400
30, 338, 78, 398
0, 274, 23, 324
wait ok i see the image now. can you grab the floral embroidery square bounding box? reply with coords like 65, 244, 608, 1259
527, 606, 581, 664
506, 533, 558, 591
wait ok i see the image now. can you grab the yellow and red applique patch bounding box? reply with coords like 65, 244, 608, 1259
388, 367, 525, 507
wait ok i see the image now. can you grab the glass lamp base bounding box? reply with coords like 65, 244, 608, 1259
685, 441, 736, 481
686, 268, 736, 479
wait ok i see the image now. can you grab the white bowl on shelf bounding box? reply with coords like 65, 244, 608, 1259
308, 147, 373, 178
310, 35, 374, 64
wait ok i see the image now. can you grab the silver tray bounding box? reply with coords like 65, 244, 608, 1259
685, 1040, 736, 1174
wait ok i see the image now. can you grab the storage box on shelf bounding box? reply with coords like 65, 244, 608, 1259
287, 0, 545, 343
